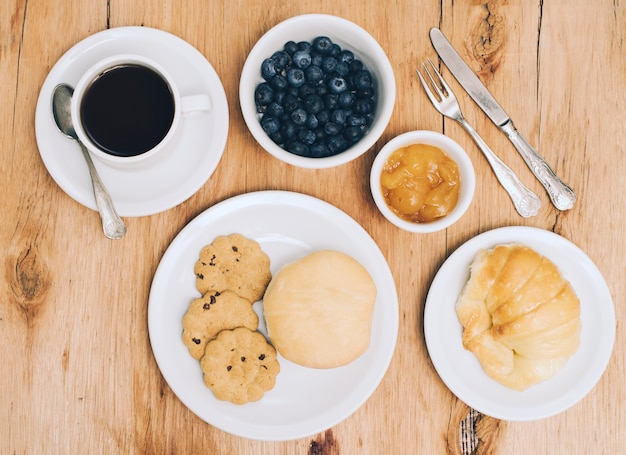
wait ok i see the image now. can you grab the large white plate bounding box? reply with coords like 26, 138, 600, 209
424, 226, 615, 421
34, 26, 229, 217
148, 191, 399, 440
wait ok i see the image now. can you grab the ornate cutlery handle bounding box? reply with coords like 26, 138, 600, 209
501, 122, 576, 211
79, 143, 127, 239
458, 118, 542, 218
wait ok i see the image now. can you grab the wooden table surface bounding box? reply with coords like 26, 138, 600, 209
2, 0, 624, 453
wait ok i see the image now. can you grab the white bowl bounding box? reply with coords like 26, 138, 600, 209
370, 131, 475, 233
239, 14, 396, 169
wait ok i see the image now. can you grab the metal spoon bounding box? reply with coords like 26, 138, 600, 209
52, 84, 127, 239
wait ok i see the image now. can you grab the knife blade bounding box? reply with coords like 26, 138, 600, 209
429, 27, 576, 211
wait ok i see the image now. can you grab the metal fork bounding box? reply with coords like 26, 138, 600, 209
416, 59, 541, 218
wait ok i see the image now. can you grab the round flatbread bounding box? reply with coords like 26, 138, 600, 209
263, 250, 377, 368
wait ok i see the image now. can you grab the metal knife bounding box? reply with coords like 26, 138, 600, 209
429, 27, 576, 211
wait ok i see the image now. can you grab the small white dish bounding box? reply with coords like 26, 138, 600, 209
370, 130, 475, 232
148, 191, 399, 441
239, 14, 396, 169
424, 226, 615, 421
35, 26, 229, 217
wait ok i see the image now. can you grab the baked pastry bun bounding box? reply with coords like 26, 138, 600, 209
263, 250, 377, 368
456, 243, 581, 390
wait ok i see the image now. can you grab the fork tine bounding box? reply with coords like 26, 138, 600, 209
421, 60, 446, 101
425, 59, 456, 101
415, 68, 441, 107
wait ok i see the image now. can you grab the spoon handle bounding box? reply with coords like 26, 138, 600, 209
78, 142, 127, 239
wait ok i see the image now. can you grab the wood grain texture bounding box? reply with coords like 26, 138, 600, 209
1, 0, 624, 453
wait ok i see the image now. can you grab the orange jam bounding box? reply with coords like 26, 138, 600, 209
380, 143, 460, 223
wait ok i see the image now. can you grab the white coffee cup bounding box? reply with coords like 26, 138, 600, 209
71, 54, 212, 168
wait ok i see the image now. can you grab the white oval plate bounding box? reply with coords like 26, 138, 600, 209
34, 26, 229, 217
148, 191, 399, 440
424, 226, 615, 421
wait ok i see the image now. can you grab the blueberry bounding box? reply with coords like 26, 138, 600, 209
353, 70, 373, 90
304, 65, 324, 84
349, 60, 363, 72
316, 83, 329, 96
290, 108, 308, 125
297, 41, 312, 53
311, 52, 323, 67
328, 77, 348, 94
285, 85, 299, 97
354, 98, 374, 115
343, 125, 364, 144
347, 114, 367, 126
335, 61, 350, 76
330, 44, 341, 57
356, 87, 375, 99
297, 128, 317, 145
274, 90, 285, 105
298, 84, 317, 99
286, 140, 309, 156
303, 94, 324, 114
266, 101, 284, 118
338, 50, 354, 64
314, 128, 326, 142
309, 142, 331, 158
292, 50, 312, 69
269, 74, 287, 90
261, 58, 278, 81
269, 130, 284, 145
328, 135, 348, 153
330, 108, 346, 125
254, 83, 274, 106
338, 91, 355, 108
271, 51, 290, 70
281, 121, 297, 139
284, 41, 298, 55
305, 113, 319, 129
286, 68, 305, 87
321, 56, 338, 74
312, 36, 333, 56
323, 93, 339, 110
261, 116, 281, 135
324, 122, 341, 136
282, 94, 300, 112
316, 110, 330, 124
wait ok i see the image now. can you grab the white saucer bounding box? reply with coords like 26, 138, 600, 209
424, 226, 615, 421
35, 27, 229, 217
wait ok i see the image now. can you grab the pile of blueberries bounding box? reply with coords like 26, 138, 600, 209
254, 36, 377, 158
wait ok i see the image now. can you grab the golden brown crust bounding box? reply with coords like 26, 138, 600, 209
456, 244, 581, 390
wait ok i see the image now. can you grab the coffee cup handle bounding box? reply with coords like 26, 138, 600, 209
180, 94, 212, 116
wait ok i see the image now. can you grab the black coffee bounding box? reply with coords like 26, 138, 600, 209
80, 64, 175, 157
